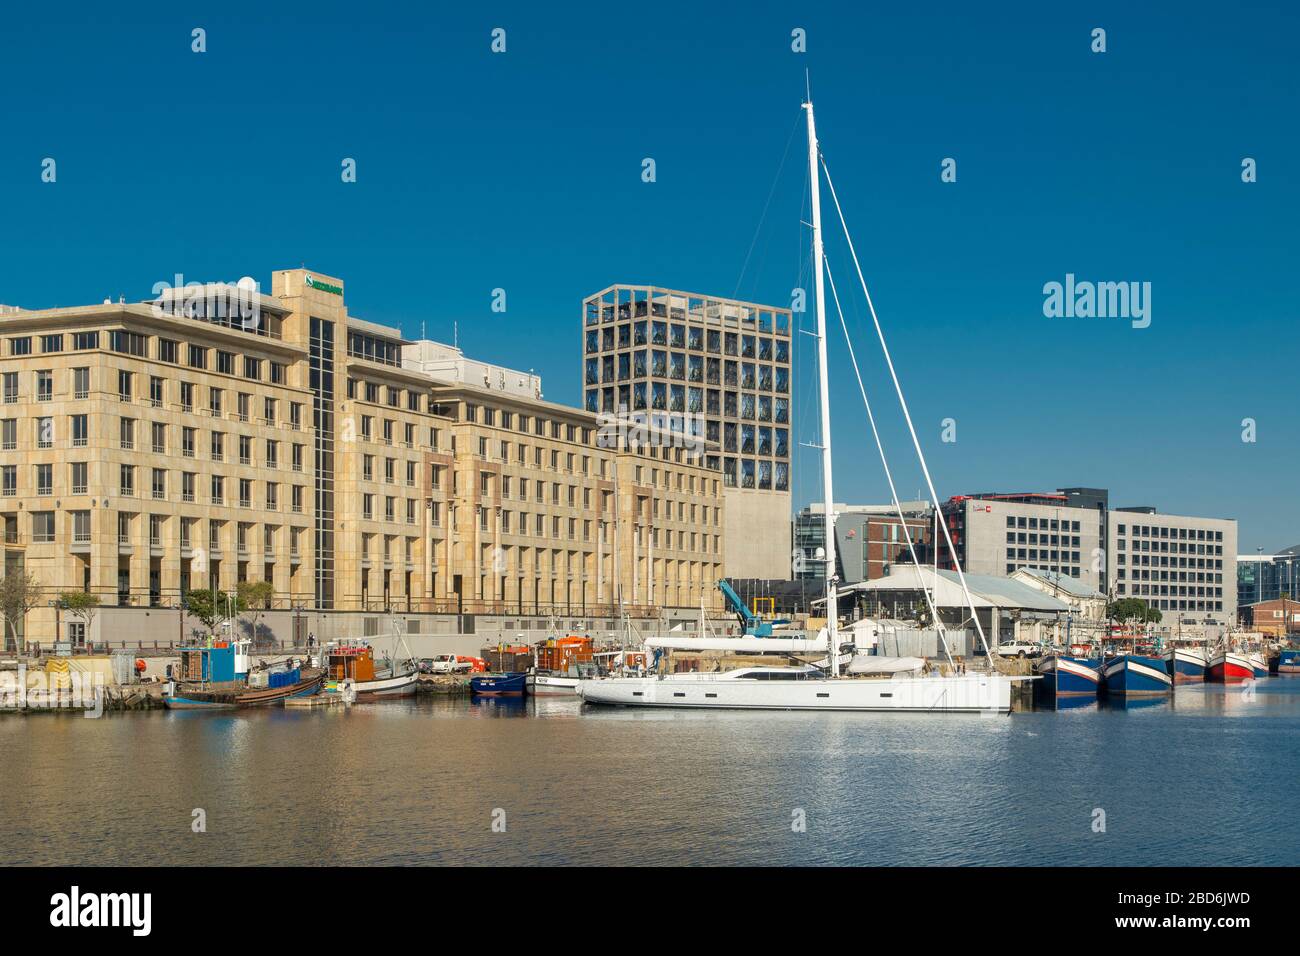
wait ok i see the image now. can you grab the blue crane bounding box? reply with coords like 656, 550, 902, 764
717, 579, 789, 637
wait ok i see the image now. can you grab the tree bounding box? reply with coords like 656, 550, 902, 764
59, 591, 100, 645
237, 580, 274, 644
0, 571, 43, 654
184, 590, 247, 639
1107, 597, 1161, 628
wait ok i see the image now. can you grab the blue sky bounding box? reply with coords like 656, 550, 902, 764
2, 2, 1296, 551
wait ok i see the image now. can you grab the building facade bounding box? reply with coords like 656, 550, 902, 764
0, 269, 724, 649
1237, 545, 1300, 610
1106, 507, 1237, 625
583, 285, 791, 580
793, 502, 933, 586
937, 492, 1105, 589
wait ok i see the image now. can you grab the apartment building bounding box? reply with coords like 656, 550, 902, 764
1107, 507, 1236, 625
0, 269, 724, 648
582, 285, 791, 580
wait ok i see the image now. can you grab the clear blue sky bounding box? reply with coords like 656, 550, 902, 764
2, 2, 1296, 552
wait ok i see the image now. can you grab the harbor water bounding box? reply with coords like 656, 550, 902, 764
3, 678, 1298, 866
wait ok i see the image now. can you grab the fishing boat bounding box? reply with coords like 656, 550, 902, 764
325, 642, 419, 700
578, 90, 1019, 714
470, 673, 528, 696
1206, 649, 1254, 683
1035, 654, 1102, 696
1102, 654, 1172, 696
1278, 649, 1300, 674
1249, 650, 1269, 679
163, 641, 323, 710
1163, 646, 1208, 683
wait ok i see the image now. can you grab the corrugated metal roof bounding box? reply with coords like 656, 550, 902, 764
843, 567, 1071, 612
1015, 567, 1104, 599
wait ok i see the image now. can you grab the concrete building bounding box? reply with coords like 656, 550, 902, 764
583, 285, 791, 580
1107, 507, 1236, 625
937, 491, 1105, 589
793, 501, 933, 585
0, 269, 725, 650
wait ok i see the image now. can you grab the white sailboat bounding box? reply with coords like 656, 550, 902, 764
577, 91, 1017, 714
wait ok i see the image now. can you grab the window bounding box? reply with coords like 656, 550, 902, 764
110, 331, 148, 357
1, 419, 15, 450
149, 376, 164, 407
118, 369, 133, 401
1, 465, 15, 497
73, 367, 90, 399
2, 373, 17, 404
32, 511, 55, 543
152, 422, 166, 454
216, 350, 235, 375
36, 371, 53, 401
36, 416, 53, 448
71, 462, 87, 495
35, 463, 52, 495
152, 468, 166, 500
211, 475, 224, 505
9, 337, 32, 356
73, 331, 99, 351
71, 415, 89, 447
119, 464, 135, 496
119, 417, 135, 449
188, 344, 207, 369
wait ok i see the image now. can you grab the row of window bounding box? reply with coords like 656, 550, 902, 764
1005, 515, 1084, 532
4, 462, 309, 512
584, 323, 790, 361
1116, 523, 1225, 542
585, 353, 790, 389
6, 332, 289, 383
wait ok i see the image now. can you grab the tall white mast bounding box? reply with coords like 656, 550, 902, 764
804, 97, 839, 678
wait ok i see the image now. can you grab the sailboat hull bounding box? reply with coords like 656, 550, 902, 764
576, 672, 1013, 713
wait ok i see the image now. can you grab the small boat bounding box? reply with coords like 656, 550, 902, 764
1102, 654, 1172, 696
1163, 646, 1208, 683
1206, 650, 1254, 683
470, 673, 528, 696
1035, 655, 1101, 696
527, 672, 579, 695
165, 667, 324, 710
325, 642, 418, 700
1277, 649, 1300, 674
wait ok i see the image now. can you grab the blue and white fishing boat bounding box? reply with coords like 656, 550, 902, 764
1102, 654, 1172, 696
1163, 646, 1208, 683
1277, 649, 1300, 674
470, 673, 528, 697
1249, 651, 1269, 679
1035, 655, 1101, 696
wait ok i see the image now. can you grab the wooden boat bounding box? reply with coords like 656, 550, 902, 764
164, 668, 324, 710
1035, 655, 1101, 696
326, 642, 418, 700
1102, 654, 1172, 696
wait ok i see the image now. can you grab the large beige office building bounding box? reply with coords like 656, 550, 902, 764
582, 285, 792, 580
0, 269, 724, 648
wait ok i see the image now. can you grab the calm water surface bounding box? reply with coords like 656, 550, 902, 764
3, 680, 1298, 866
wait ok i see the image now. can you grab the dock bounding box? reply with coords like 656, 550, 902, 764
283, 693, 344, 709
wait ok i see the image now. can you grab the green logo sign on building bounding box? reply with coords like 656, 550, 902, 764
305, 274, 343, 296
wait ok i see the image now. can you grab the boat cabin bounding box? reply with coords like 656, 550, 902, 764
177, 639, 251, 683
327, 643, 376, 683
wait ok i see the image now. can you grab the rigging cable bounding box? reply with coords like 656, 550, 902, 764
823, 254, 955, 668
819, 152, 995, 664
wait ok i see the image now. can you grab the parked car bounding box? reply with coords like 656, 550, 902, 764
429, 654, 473, 674
996, 641, 1041, 658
